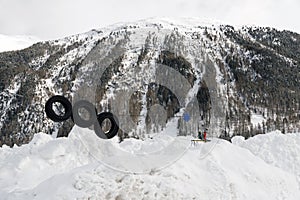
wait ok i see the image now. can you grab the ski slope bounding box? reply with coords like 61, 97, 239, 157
0, 128, 299, 200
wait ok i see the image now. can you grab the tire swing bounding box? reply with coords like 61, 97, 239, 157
45, 95, 73, 122
94, 112, 119, 139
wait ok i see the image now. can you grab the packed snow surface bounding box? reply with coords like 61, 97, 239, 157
0, 127, 300, 200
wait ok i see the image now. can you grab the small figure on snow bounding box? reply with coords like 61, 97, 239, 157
198, 130, 203, 140
203, 129, 207, 142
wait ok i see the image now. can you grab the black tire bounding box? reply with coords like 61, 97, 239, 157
95, 112, 119, 139
72, 100, 97, 128
45, 95, 72, 122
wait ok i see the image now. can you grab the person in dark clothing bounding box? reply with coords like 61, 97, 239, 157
198, 130, 203, 140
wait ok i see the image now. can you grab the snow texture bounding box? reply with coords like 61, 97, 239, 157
0, 127, 299, 200
0, 34, 39, 52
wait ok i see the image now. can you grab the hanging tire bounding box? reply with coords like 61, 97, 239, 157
72, 100, 97, 128
95, 112, 119, 139
45, 95, 72, 122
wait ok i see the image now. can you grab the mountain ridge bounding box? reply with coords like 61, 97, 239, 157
0, 18, 300, 146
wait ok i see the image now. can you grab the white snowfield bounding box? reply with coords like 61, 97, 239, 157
0, 128, 300, 200
0, 34, 39, 53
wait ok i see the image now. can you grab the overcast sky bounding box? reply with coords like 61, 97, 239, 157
0, 0, 299, 40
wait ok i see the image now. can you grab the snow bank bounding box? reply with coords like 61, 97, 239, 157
232, 130, 300, 191
0, 128, 299, 200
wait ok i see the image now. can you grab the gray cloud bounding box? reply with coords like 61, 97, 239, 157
0, 0, 299, 40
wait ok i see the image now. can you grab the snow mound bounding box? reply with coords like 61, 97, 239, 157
232, 130, 300, 190
0, 128, 299, 200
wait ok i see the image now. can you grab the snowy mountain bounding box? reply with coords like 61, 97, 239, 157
0, 34, 39, 53
0, 18, 300, 146
0, 127, 299, 199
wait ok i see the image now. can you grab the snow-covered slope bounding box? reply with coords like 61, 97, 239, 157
0, 128, 299, 200
1, 17, 300, 147
0, 34, 39, 52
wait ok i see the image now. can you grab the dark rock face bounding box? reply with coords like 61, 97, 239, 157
1, 20, 300, 146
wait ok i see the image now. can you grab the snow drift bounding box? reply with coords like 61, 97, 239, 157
0, 128, 299, 200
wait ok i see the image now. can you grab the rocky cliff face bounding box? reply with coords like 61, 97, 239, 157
1, 18, 300, 146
